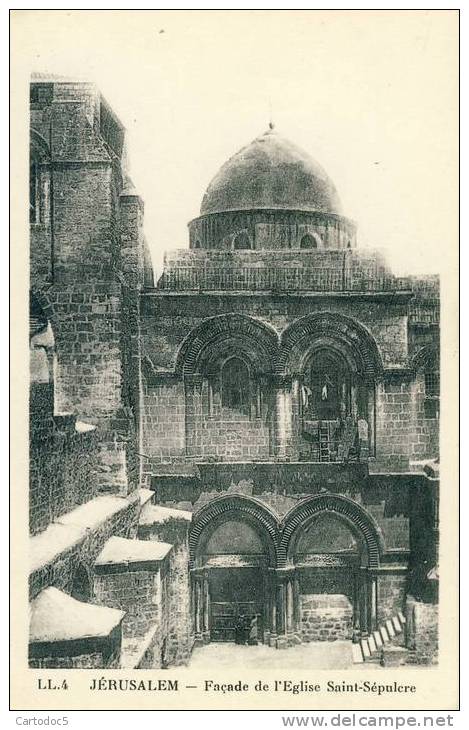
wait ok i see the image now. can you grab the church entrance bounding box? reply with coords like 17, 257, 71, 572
209, 568, 264, 643
190, 495, 381, 649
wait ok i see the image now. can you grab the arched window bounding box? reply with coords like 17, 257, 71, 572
300, 233, 317, 249
194, 239, 201, 249
221, 357, 251, 415
233, 232, 252, 250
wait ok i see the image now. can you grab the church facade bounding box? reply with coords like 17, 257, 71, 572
28, 78, 439, 669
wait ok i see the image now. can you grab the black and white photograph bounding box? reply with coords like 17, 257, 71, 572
10, 8, 459, 712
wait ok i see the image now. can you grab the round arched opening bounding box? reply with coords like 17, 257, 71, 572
233, 231, 252, 250
300, 233, 317, 249
290, 512, 366, 642
190, 498, 278, 645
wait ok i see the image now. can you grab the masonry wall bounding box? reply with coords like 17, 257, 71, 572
405, 596, 438, 665
377, 570, 407, 623
299, 570, 354, 642
30, 413, 99, 535
138, 518, 193, 666
29, 497, 140, 601
410, 373, 439, 461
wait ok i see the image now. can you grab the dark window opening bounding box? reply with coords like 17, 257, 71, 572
233, 232, 252, 250
300, 233, 317, 249
194, 239, 201, 249
221, 357, 251, 415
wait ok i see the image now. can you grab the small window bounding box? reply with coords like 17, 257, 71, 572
233, 232, 252, 250
194, 239, 201, 249
300, 233, 317, 249
221, 357, 251, 415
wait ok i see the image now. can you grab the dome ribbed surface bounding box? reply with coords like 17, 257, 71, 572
201, 129, 342, 216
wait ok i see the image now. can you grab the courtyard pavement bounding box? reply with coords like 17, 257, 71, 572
183, 641, 360, 670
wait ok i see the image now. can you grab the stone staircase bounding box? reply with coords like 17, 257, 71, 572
352, 611, 406, 664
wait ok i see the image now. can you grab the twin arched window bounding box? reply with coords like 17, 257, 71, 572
221, 357, 251, 415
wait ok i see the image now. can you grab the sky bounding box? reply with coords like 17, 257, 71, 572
14, 10, 458, 277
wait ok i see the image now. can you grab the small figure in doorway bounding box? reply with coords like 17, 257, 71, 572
248, 615, 258, 646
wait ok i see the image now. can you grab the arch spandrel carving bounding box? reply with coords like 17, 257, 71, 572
278, 312, 383, 381
189, 494, 281, 569
279, 493, 384, 569
175, 313, 279, 377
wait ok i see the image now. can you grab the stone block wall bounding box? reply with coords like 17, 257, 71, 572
405, 596, 438, 665
138, 515, 193, 665
93, 568, 164, 641
29, 496, 140, 601
300, 594, 353, 642
141, 380, 186, 470
30, 417, 99, 536
409, 373, 439, 460
377, 570, 407, 623
375, 378, 413, 471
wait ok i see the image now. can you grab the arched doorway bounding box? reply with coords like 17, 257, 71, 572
281, 495, 383, 643
190, 496, 278, 646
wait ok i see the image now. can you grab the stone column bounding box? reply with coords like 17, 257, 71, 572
359, 567, 369, 636
369, 573, 378, 632
192, 570, 208, 645
352, 570, 361, 642
293, 572, 301, 638
184, 374, 203, 457
367, 382, 376, 457
273, 376, 293, 460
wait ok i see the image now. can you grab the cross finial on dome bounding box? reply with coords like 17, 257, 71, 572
269, 121, 275, 131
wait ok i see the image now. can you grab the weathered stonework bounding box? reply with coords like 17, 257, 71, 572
28, 77, 439, 666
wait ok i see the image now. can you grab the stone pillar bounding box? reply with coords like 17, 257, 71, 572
184, 374, 203, 457
367, 383, 376, 457
359, 568, 369, 636
273, 376, 293, 460
293, 573, 301, 637
352, 570, 361, 642
192, 572, 203, 643
369, 573, 378, 632
202, 573, 210, 643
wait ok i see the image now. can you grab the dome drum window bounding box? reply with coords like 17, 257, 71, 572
233, 232, 252, 250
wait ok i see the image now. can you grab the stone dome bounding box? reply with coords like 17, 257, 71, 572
200, 127, 342, 216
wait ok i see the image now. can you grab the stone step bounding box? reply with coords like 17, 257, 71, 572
398, 611, 406, 625
392, 615, 402, 633
385, 619, 396, 639
373, 630, 383, 649
360, 638, 371, 659
352, 643, 363, 663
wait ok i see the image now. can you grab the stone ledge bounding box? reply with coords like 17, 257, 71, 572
30, 495, 135, 574
138, 488, 154, 507
94, 536, 172, 573
30, 587, 124, 643
139, 503, 192, 527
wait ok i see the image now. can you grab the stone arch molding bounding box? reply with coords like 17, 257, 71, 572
175, 311, 383, 382
279, 494, 384, 569
278, 312, 383, 381
189, 494, 280, 569
412, 343, 439, 373
189, 493, 384, 570
175, 313, 279, 377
